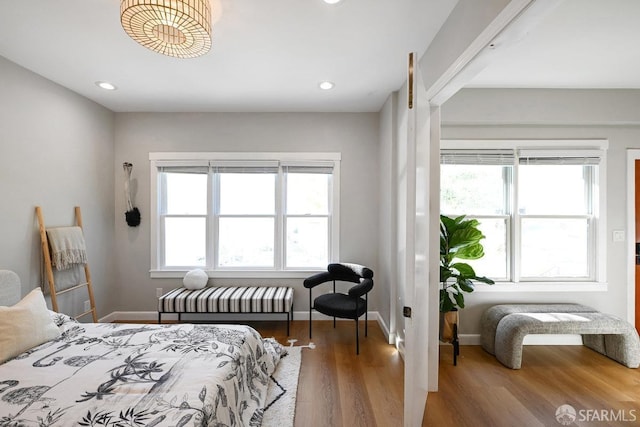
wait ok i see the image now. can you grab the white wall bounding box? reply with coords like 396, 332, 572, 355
113, 112, 380, 313
395, 81, 410, 347
378, 93, 397, 339
376, 79, 415, 348
441, 88, 640, 337
0, 56, 115, 315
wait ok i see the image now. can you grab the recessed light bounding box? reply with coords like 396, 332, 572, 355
95, 81, 117, 91
319, 81, 335, 90
323, 0, 342, 4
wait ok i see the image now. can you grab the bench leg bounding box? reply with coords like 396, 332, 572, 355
158, 312, 161, 324
453, 323, 459, 366
286, 311, 290, 336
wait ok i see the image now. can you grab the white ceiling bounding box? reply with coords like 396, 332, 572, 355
0, 0, 457, 113
468, 0, 640, 89
1, 1, 639, 114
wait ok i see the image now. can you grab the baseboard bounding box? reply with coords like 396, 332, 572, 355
375, 313, 392, 343
101, 313, 583, 347
458, 334, 481, 345
102, 310, 381, 324
455, 334, 584, 346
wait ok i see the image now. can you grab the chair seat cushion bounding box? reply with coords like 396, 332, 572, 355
314, 293, 366, 319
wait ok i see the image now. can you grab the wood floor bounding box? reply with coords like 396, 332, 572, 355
119, 319, 640, 426
247, 319, 404, 427
260, 321, 640, 427
425, 344, 640, 427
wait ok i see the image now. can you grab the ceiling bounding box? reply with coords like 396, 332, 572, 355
468, 0, 640, 89
0, 0, 456, 113
0, 1, 638, 114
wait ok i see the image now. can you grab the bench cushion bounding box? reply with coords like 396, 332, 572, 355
159, 286, 294, 314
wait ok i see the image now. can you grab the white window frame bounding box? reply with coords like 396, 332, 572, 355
149, 152, 341, 278
441, 139, 608, 292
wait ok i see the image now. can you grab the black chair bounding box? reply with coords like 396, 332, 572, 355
304, 263, 374, 354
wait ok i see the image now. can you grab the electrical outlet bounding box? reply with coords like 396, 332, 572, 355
84, 300, 91, 312
156, 288, 164, 297
613, 230, 625, 242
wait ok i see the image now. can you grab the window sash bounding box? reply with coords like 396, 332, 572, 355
440, 146, 602, 283
518, 215, 594, 281
283, 166, 333, 268
150, 155, 340, 274
160, 215, 208, 268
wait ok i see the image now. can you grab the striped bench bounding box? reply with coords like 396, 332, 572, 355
158, 286, 294, 335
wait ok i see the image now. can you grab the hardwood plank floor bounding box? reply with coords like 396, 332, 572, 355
425, 344, 640, 427
116, 319, 640, 426
247, 320, 404, 427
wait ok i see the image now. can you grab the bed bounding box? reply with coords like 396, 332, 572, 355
0, 270, 286, 426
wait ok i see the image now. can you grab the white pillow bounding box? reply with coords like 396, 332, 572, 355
0, 289, 61, 364
183, 269, 209, 290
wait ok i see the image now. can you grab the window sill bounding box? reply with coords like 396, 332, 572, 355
473, 282, 608, 292
150, 269, 322, 279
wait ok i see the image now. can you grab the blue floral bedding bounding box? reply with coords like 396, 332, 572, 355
0, 315, 285, 426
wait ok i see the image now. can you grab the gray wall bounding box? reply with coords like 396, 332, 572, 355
0, 57, 115, 315
441, 88, 640, 337
377, 93, 397, 338
113, 112, 380, 313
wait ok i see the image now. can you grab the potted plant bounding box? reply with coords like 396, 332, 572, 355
440, 214, 495, 342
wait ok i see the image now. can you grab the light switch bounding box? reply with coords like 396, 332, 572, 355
613, 230, 625, 242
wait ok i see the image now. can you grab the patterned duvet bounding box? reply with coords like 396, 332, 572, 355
0, 314, 285, 426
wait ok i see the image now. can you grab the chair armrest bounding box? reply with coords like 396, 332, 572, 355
303, 271, 334, 289
348, 278, 373, 297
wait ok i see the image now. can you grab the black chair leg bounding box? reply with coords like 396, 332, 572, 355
309, 292, 313, 339
365, 293, 368, 337
365, 311, 368, 337
355, 318, 360, 355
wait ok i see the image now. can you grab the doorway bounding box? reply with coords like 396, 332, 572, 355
625, 150, 640, 331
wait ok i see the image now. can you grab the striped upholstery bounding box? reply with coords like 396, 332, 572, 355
159, 286, 294, 314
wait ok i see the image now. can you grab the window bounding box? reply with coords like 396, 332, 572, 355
150, 153, 340, 277
440, 141, 607, 284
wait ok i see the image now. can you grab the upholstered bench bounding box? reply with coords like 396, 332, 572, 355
158, 286, 294, 335
481, 304, 640, 369
480, 303, 598, 355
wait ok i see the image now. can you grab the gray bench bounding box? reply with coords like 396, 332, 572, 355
481, 304, 640, 369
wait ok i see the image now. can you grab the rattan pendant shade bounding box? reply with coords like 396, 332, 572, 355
120, 0, 212, 59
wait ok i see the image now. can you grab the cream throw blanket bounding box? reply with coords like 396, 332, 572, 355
46, 226, 87, 270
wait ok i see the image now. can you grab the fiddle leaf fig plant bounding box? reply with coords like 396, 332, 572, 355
440, 214, 495, 312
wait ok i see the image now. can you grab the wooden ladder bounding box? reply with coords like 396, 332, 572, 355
36, 206, 97, 322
